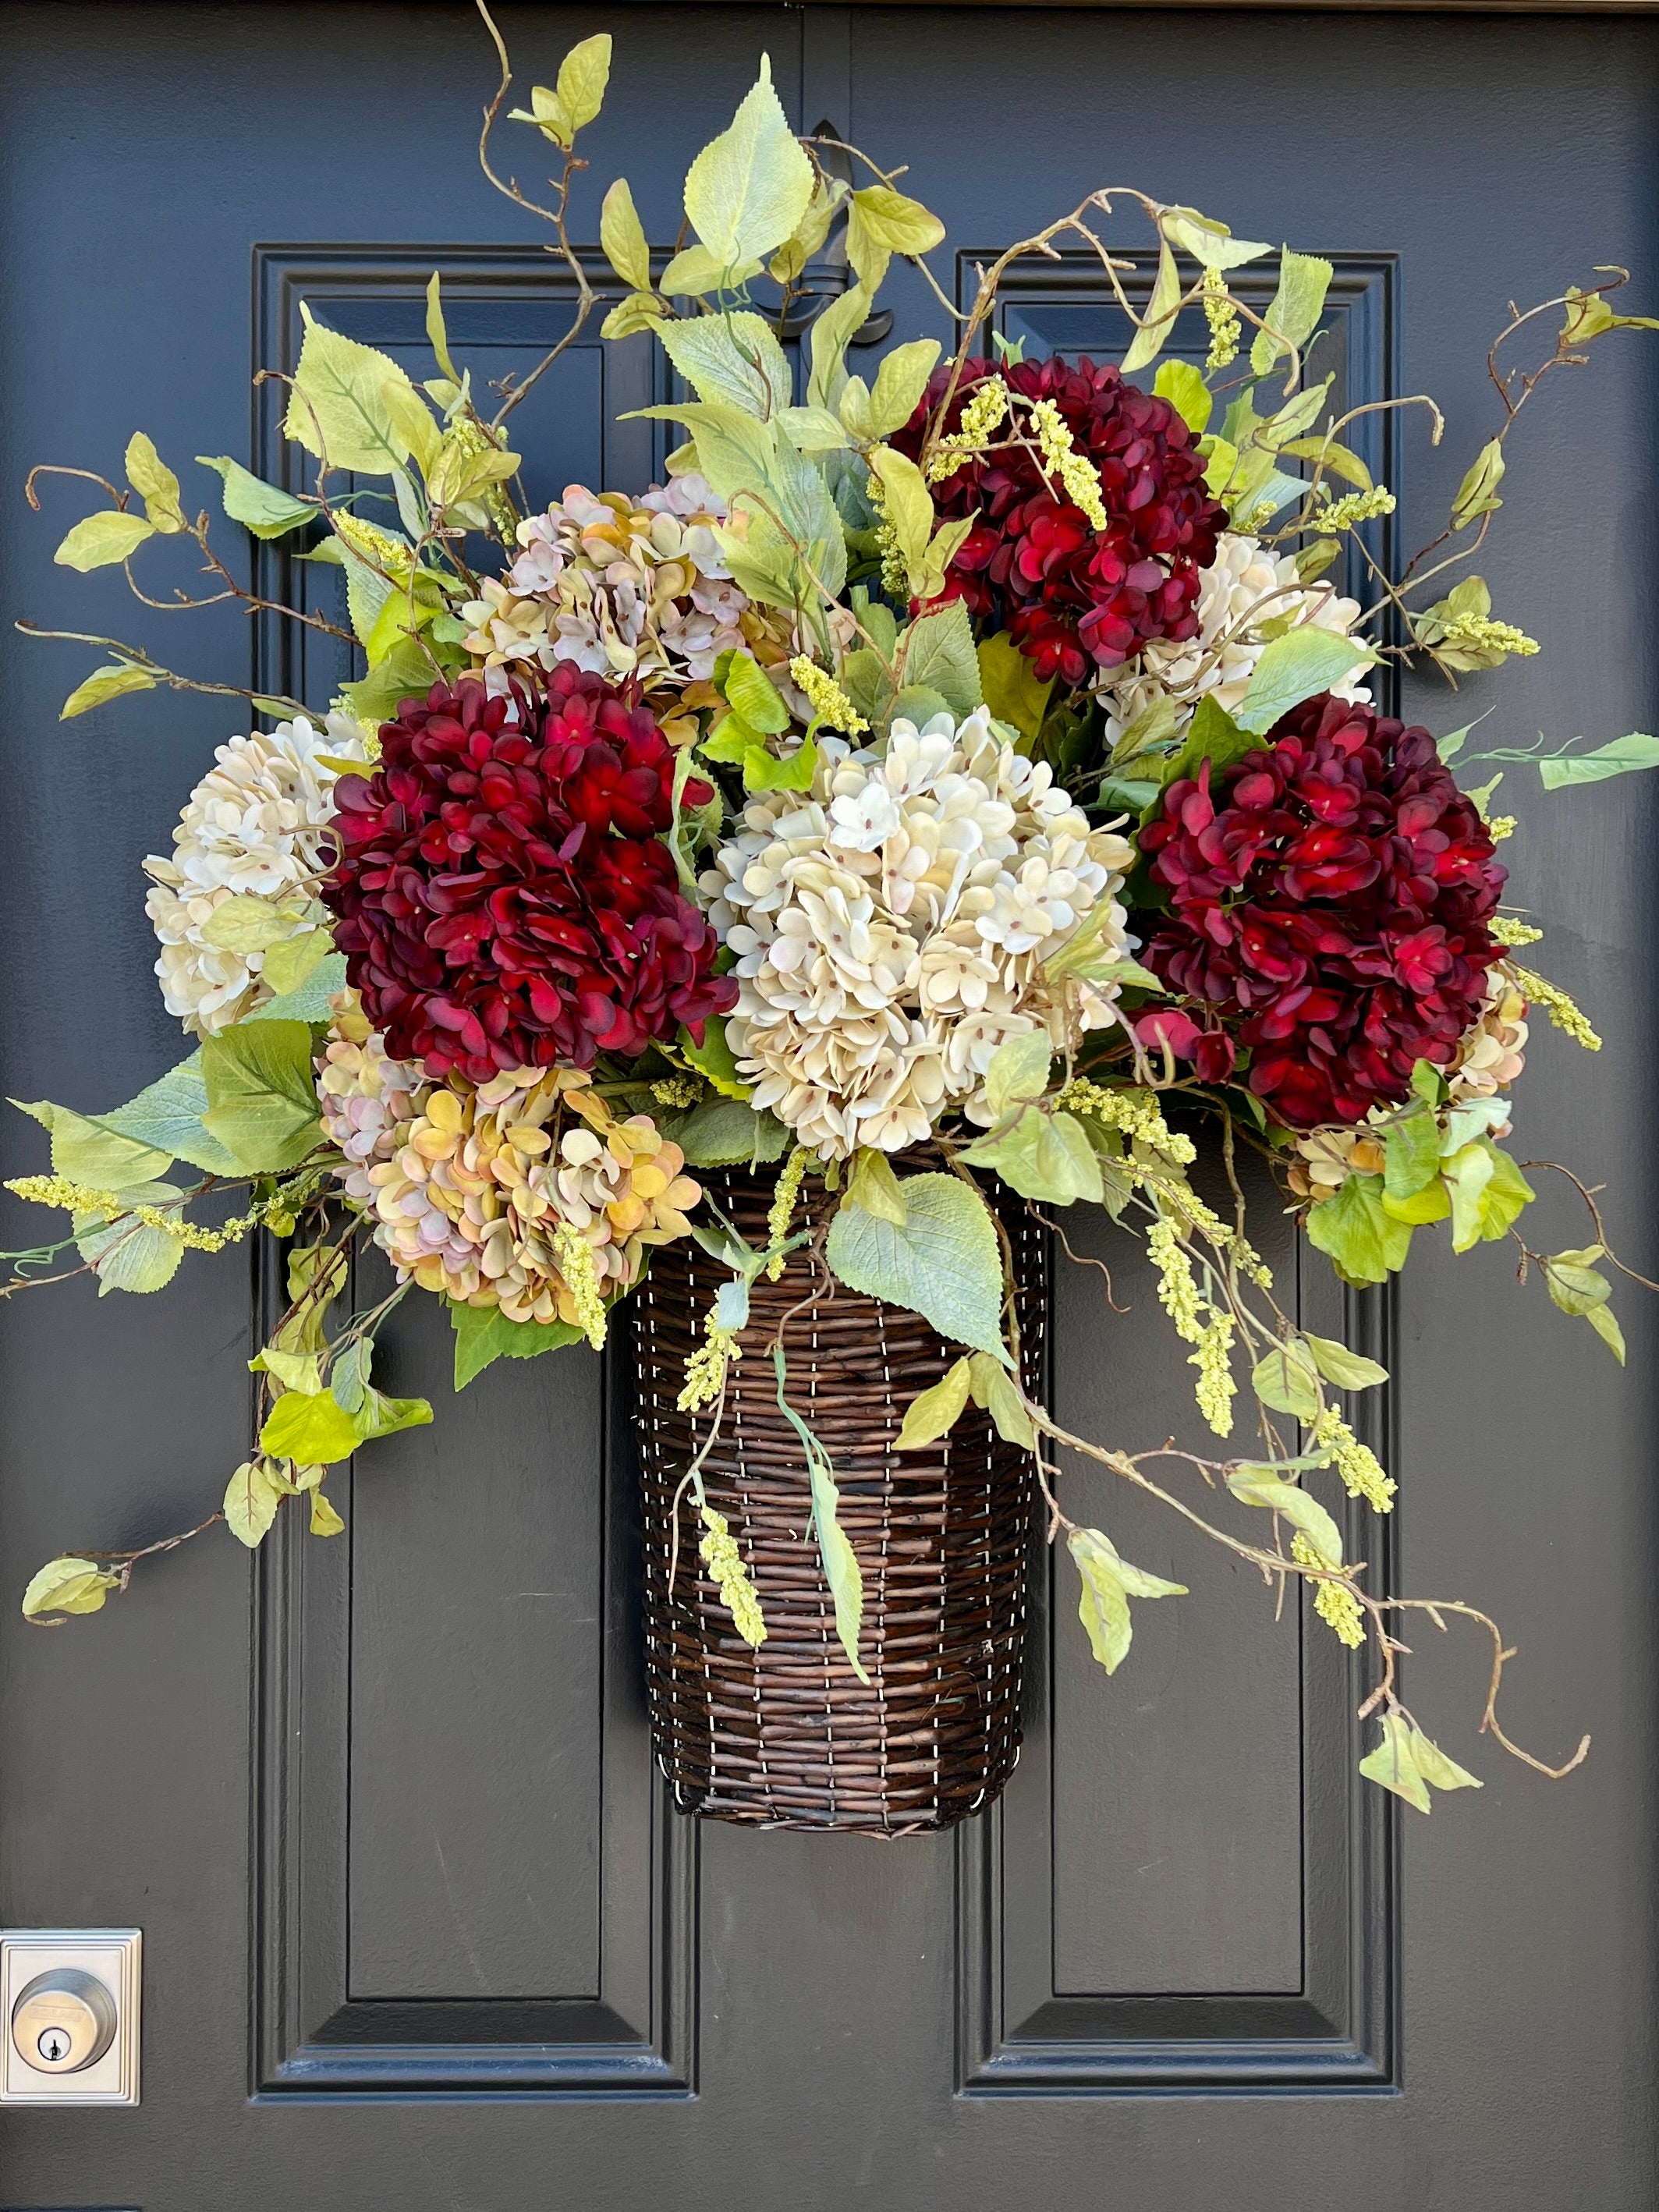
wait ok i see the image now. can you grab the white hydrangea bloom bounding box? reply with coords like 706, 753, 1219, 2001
1100, 530, 1370, 749
702, 707, 1137, 1157
144, 709, 368, 1037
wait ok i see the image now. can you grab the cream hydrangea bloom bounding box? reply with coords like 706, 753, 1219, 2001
702, 707, 1136, 1157
144, 709, 369, 1037
1101, 530, 1370, 748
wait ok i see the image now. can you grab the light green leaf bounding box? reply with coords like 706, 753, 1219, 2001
895, 1356, 973, 1448
1279, 434, 1373, 491
195, 455, 317, 540
55, 509, 155, 571
848, 185, 944, 257
660, 243, 762, 296
1121, 237, 1181, 376
283, 308, 421, 476
1302, 1334, 1389, 1391
339, 635, 436, 728
899, 599, 981, 718
1235, 628, 1374, 736
676, 1016, 751, 1103
1382, 1106, 1441, 1201
721, 650, 791, 732
1250, 248, 1333, 380
199, 892, 302, 955
984, 1033, 1053, 1122
1445, 1137, 1533, 1253
253, 1345, 324, 1395
1157, 693, 1262, 792
972, 1354, 1036, 1449
310, 1489, 346, 1537
555, 32, 611, 136
861, 339, 941, 439
59, 661, 158, 721
249, 950, 349, 1026
12, 1097, 175, 1187
353, 1387, 434, 1442
225, 1458, 287, 1548
773, 1345, 867, 1682
683, 55, 814, 271
72, 1182, 186, 1295
1451, 438, 1505, 531
1359, 1713, 1432, 1814
259, 1388, 363, 1466
1306, 1172, 1414, 1286
769, 175, 845, 284
23, 1554, 122, 1621
1409, 1725, 1484, 1795
664, 1098, 789, 1169
977, 631, 1054, 743
808, 283, 874, 413
846, 1147, 908, 1225
866, 443, 933, 587
659, 311, 792, 420
327, 1334, 372, 1416
1161, 206, 1271, 269
260, 928, 331, 997
1153, 359, 1212, 434
777, 405, 849, 453
1255, 374, 1335, 453
1228, 1468, 1344, 1569
1069, 1526, 1186, 1676
959, 1107, 1103, 1207
424, 271, 459, 383
1250, 1346, 1322, 1423
598, 176, 651, 293
124, 432, 186, 532
99, 1053, 241, 1176
602, 290, 669, 341
199, 1019, 323, 1173
1538, 732, 1659, 789
1584, 1299, 1627, 1365
825, 1171, 1009, 1361
448, 1299, 584, 1390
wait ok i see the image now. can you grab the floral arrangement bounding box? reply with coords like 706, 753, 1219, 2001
11, 9, 1659, 1821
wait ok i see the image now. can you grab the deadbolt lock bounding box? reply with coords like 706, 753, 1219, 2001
0, 1930, 140, 2105
11, 1967, 118, 2073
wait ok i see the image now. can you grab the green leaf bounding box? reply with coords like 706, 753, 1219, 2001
1250, 1346, 1322, 1423
1584, 1299, 1627, 1365
845, 1147, 908, 1225
1069, 1526, 1186, 1676
1306, 1172, 1414, 1286
99, 1052, 241, 1176
1121, 237, 1181, 375
448, 1299, 584, 1390
275, 1244, 348, 1356
59, 661, 158, 721
1538, 732, 1659, 789
677, 1017, 751, 1102
895, 1356, 973, 1448
339, 634, 436, 728
259, 1389, 363, 1466
1255, 374, 1335, 452
721, 650, 791, 732
825, 1172, 1009, 1361
683, 55, 814, 272
260, 929, 331, 997
856, 338, 941, 440
199, 892, 303, 955
984, 1033, 1053, 1122
253, 1346, 324, 1395
1543, 1258, 1611, 1317
899, 599, 981, 718
1451, 437, 1505, 531
353, 1387, 434, 1442
199, 1019, 323, 1172
249, 951, 349, 1026
424, 271, 459, 384
1302, 1334, 1389, 1391
327, 1334, 372, 1416
1235, 628, 1374, 736
1154, 693, 1262, 796
778, 405, 849, 453
971, 1354, 1036, 1449
1444, 1137, 1533, 1253
959, 1105, 1103, 1209
224, 1458, 287, 1548
124, 431, 186, 533
283, 309, 422, 476
1359, 1713, 1432, 1814
55, 509, 155, 571
773, 1345, 867, 1682
23, 1555, 122, 1622
554, 31, 611, 135
660, 311, 792, 420
598, 179, 653, 295
1161, 206, 1271, 269
865, 444, 934, 587
1383, 1106, 1442, 1200
1250, 248, 1334, 380
309, 1489, 346, 1538
601, 291, 671, 341
807, 282, 874, 413
73, 1182, 187, 1295
12, 1096, 175, 1187
977, 630, 1055, 743
1278, 434, 1373, 491
848, 185, 944, 257
1227, 1468, 1344, 1569
769, 174, 845, 284
1153, 359, 1212, 434
1409, 1725, 1484, 1795
664, 1098, 789, 1169
195, 455, 317, 541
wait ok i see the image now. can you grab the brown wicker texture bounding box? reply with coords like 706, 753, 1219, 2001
634, 1170, 1043, 1837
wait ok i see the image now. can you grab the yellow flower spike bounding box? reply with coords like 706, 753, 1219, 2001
1292, 1532, 1367, 1648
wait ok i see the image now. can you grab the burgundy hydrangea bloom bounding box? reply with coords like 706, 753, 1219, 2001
1139, 694, 1507, 1129
892, 355, 1226, 686
321, 667, 735, 1083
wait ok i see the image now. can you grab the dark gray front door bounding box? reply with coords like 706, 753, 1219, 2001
2, 5, 1654, 2207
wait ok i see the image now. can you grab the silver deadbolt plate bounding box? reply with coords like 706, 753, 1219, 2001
0, 1930, 140, 2105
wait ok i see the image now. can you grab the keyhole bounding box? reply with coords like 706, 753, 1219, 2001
37, 2026, 71, 2063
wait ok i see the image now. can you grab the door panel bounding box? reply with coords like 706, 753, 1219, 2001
1, 5, 1654, 2208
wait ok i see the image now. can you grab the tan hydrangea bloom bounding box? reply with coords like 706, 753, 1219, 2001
702, 707, 1136, 1157
144, 710, 369, 1035
315, 994, 429, 1203
1101, 531, 1370, 751
363, 1068, 701, 1330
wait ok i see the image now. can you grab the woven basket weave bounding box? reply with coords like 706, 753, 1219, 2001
634, 1169, 1042, 1836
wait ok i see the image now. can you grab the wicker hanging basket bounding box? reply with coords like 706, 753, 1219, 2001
634, 1170, 1043, 1836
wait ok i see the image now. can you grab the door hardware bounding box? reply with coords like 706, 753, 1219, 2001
0, 1930, 140, 2105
